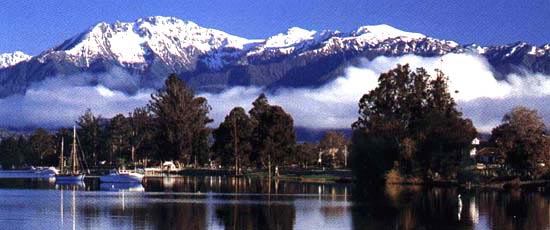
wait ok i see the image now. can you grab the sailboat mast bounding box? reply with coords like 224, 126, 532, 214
234, 116, 238, 176
60, 137, 64, 174
72, 125, 77, 174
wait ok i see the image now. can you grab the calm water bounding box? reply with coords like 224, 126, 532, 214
0, 177, 548, 230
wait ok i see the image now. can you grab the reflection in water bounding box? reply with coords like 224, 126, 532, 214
215, 203, 296, 230
72, 188, 76, 230
2, 177, 550, 229
142, 176, 350, 195
99, 183, 145, 192
470, 196, 478, 225
162, 176, 176, 190
458, 194, 463, 220
59, 187, 79, 230
55, 181, 86, 190
352, 185, 550, 230
60, 187, 63, 226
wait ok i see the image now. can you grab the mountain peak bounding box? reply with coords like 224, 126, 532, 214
48, 16, 254, 67
0, 16, 548, 99
354, 24, 425, 40
136, 16, 182, 25
264, 27, 318, 48
0, 51, 32, 68
286, 27, 315, 35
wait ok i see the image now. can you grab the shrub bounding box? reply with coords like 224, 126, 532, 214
385, 169, 404, 184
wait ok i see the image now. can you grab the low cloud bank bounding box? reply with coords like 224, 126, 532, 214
204, 53, 550, 133
0, 68, 152, 128
0, 54, 549, 133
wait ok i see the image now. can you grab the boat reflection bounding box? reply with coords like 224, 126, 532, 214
162, 176, 176, 189
100, 182, 145, 192
55, 180, 85, 190
59, 187, 78, 230
7, 176, 550, 229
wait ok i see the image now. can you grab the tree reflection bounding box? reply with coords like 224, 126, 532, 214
352, 184, 550, 230
215, 203, 296, 230
476, 189, 550, 230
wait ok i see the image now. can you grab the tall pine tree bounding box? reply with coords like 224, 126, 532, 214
249, 93, 296, 169
212, 107, 254, 174
148, 74, 212, 165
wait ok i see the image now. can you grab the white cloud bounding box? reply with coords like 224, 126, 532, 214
0, 54, 549, 134
0, 68, 152, 128
204, 53, 550, 133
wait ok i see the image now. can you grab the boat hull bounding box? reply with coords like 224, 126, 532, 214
55, 174, 85, 183
100, 173, 144, 183
0, 168, 58, 179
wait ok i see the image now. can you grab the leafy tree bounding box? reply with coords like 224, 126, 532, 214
148, 74, 212, 165
294, 142, 318, 168
108, 114, 131, 165
414, 110, 476, 177
249, 93, 296, 168
0, 136, 26, 168
17, 136, 32, 164
77, 109, 105, 166
29, 128, 56, 166
128, 107, 156, 164
318, 131, 349, 168
489, 106, 550, 177
351, 65, 476, 183
212, 107, 254, 173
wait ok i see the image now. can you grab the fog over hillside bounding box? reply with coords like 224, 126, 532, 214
1, 53, 549, 134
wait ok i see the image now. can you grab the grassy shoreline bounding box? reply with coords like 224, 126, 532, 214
153, 168, 355, 184
98, 167, 550, 189
385, 176, 550, 190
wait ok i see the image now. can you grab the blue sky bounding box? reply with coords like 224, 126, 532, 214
1, 0, 549, 55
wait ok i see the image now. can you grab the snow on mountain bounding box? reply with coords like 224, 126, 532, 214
352, 24, 426, 43
472, 42, 550, 61
0, 51, 31, 68
1, 16, 548, 98
46, 16, 256, 68
9, 16, 547, 75
264, 27, 318, 48
42, 17, 459, 71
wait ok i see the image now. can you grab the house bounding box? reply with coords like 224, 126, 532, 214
469, 137, 480, 157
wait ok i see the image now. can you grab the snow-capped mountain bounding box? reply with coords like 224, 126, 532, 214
46, 16, 256, 70
464, 42, 550, 79
0, 16, 548, 97
0, 51, 31, 68
38, 16, 459, 71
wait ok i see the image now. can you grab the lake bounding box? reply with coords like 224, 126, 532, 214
0, 177, 548, 229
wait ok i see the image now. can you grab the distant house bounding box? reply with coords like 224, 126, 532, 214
470, 137, 480, 157
319, 147, 348, 168
471, 137, 480, 145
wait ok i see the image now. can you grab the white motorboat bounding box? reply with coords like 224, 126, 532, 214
0, 167, 58, 179
100, 170, 144, 183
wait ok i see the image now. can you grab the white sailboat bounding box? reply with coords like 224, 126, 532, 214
55, 126, 87, 183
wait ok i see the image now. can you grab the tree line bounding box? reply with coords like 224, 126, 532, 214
4, 65, 540, 184
0, 74, 349, 171
350, 64, 550, 185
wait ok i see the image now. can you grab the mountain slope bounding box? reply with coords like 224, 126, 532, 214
0, 16, 548, 97
0, 51, 31, 69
